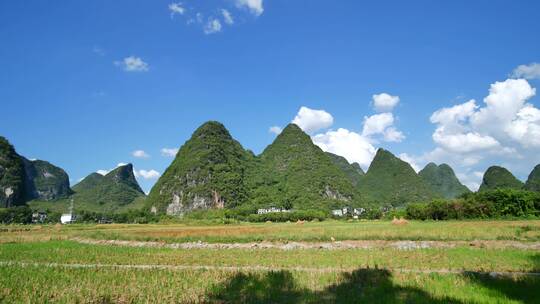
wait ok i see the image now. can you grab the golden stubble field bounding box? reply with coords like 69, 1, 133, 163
1, 220, 539, 303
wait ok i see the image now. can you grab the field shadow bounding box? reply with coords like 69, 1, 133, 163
461, 254, 540, 304
207, 268, 463, 303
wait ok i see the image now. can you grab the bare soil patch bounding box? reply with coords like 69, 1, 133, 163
72, 237, 540, 251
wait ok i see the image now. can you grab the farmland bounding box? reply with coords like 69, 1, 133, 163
0, 220, 539, 303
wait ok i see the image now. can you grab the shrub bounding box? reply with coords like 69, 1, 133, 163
247, 210, 326, 222
405, 189, 540, 220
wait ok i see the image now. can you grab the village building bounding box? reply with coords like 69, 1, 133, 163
257, 207, 291, 214
331, 207, 350, 217
60, 213, 75, 224
353, 208, 366, 216
32, 212, 47, 224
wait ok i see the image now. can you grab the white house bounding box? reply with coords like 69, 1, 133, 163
332, 209, 344, 217
332, 207, 353, 217
60, 214, 74, 224
257, 207, 291, 214
353, 208, 366, 216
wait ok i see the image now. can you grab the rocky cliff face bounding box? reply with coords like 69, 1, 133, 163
1, 136, 73, 206
479, 166, 523, 192
23, 158, 72, 201
359, 148, 435, 206
0, 137, 26, 207
147, 121, 252, 215
419, 163, 470, 199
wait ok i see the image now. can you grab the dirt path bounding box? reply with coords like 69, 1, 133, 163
1, 261, 539, 277
72, 237, 540, 251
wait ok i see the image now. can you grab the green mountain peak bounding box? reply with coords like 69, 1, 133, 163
105, 163, 143, 194
249, 124, 361, 210
359, 148, 435, 206
147, 121, 252, 215
479, 166, 523, 191
419, 162, 470, 199
525, 164, 540, 192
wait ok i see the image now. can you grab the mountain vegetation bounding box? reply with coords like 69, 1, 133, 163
23, 158, 72, 201
359, 149, 435, 206
325, 152, 364, 187
524, 164, 540, 192
244, 124, 363, 212
1, 136, 74, 208
0, 137, 26, 208
478, 166, 524, 192
147, 121, 253, 215
75, 164, 144, 205
29, 164, 145, 214
5, 123, 540, 220
406, 189, 540, 220
419, 163, 470, 199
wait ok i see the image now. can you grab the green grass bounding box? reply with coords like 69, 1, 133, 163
0, 259, 539, 303
0, 240, 538, 272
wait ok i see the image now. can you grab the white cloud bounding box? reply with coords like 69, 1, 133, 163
456, 171, 481, 191
362, 113, 405, 142
269, 126, 283, 135
161, 148, 179, 157
372, 93, 400, 112
289, 103, 405, 170
96, 170, 109, 176
235, 0, 264, 16
427, 79, 538, 154
405, 78, 540, 192
398, 153, 420, 172
96, 163, 129, 176
432, 129, 500, 153
383, 127, 405, 142
312, 128, 376, 170
471, 79, 536, 137
169, 3, 185, 17
292, 106, 334, 133
222, 9, 234, 25
362, 113, 394, 136
132, 150, 150, 158
134, 169, 160, 180
430, 99, 478, 127
505, 105, 540, 147
511, 62, 540, 80
114, 56, 149, 72
204, 18, 222, 34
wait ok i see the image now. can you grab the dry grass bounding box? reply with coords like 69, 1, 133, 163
392, 217, 409, 225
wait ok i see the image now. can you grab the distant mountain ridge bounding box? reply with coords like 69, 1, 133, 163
30, 163, 146, 214
419, 163, 470, 199
479, 166, 524, 192
74, 164, 144, 205
246, 124, 362, 211
1, 136, 72, 207
4, 123, 540, 216
358, 148, 435, 206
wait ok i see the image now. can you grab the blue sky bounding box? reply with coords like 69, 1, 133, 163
1, 0, 540, 192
